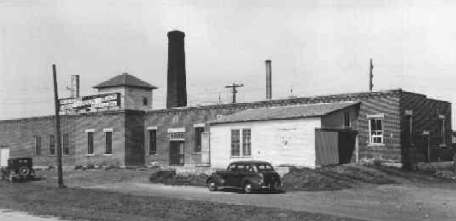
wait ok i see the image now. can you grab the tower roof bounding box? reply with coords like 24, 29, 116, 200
93, 73, 158, 90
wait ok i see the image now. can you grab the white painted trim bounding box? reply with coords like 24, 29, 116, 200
86, 154, 95, 156
193, 123, 205, 128
85, 129, 95, 133
147, 126, 158, 130
367, 113, 384, 118
168, 127, 185, 133
103, 128, 113, 132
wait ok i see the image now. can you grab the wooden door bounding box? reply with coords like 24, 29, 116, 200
315, 130, 339, 166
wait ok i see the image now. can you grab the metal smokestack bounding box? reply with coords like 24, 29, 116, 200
71, 75, 80, 98
265, 60, 272, 100
166, 30, 187, 108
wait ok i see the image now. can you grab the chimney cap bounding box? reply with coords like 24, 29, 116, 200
167, 30, 185, 38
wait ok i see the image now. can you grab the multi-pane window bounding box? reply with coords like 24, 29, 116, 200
242, 129, 251, 156
194, 127, 204, 152
231, 129, 241, 156
34, 136, 41, 155
231, 128, 252, 157
62, 134, 70, 155
149, 129, 157, 155
87, 132, 94, 155
369, 118, 383, 144
344, 112, 350, 127
105, 132, 112, 154
49, 135, 55, 155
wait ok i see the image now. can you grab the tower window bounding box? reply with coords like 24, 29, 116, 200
143, 97, 148, 106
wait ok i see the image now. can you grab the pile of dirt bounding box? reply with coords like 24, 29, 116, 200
282, 165, 396, 191
149, 170, 208, 186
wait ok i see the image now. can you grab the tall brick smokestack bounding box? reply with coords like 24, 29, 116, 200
167, 30, 187, 108
265, 60, 272, 100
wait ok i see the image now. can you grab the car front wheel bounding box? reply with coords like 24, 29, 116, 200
207, 180, 218, 191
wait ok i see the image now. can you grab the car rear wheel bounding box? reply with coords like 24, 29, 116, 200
243, 182, 253, 194
207, 180, 218, 191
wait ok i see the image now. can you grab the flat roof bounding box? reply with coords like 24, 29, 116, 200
210, 101, 359, 124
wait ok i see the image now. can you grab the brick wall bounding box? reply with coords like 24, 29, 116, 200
400, 92, 452, 165
0, 111, 126, 167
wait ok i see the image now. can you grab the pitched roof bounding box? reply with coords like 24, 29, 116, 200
210, 102, 359, 124
93, 73, 158, 90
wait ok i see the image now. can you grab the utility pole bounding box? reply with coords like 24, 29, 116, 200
52, 64, 64, 188
369, 58, 374, 92
225, 83, 244, 104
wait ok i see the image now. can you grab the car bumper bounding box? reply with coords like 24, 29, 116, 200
257, 182, 283, 191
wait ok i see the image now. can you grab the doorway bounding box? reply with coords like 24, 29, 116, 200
169, 141, 185, 166
0, 148, 10, 167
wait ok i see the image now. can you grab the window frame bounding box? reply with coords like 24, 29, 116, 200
344, 111, 351, 128
368, 116, 384, 145
148, 128, 157, 155
230, 128, 252, 157
62, 133, 70, 155
49, 134, 56, 156
104, 131, 112, 155
34, 135, 41, 156
194, 127, 205, 153
86, 130, 95, 156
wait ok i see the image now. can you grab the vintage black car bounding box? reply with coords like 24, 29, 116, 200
1, 157, 36, 182
206, 161, 283, 193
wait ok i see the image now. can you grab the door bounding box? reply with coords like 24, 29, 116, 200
169, 141, 185, 166
315, 130, 339, 166
200, 132, 210, 165
0, 148, 10, 167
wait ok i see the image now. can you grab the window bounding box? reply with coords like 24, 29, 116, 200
231, 129, 241, 156
87, 132, 94, 155
242, 129, 251, 156
62, 134, 70, 155
105, 132, 112, 154
49, 135, 55, 155
439, 115, 446, 145
149, 129, 157, 155
230, 128, 252, 157
369, 118, 383, 144
34, 136, 41, 155
344, 112, 350, 127
143, 97, 148, 106
194, 127, 204, 152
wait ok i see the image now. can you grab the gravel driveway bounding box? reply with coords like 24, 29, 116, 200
86, 182, 456, 221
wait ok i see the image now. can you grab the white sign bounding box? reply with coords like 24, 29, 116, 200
59, 93, 121, 115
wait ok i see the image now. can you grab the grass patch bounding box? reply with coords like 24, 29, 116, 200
0, 182, 364, 221
282, 165, 397, 191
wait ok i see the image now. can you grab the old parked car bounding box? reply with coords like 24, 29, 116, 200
206, 161, 283, 193
0, 157, 36, 182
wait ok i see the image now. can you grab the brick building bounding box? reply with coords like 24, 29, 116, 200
0, 87, 452, 168
0, 30, 452, 169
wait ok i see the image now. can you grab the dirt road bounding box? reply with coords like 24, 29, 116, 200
87, 182, 456, 221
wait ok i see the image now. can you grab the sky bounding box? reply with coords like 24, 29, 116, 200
0, 0, 456, 126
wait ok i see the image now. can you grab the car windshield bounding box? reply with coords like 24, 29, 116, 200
256, 164, 274, 171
